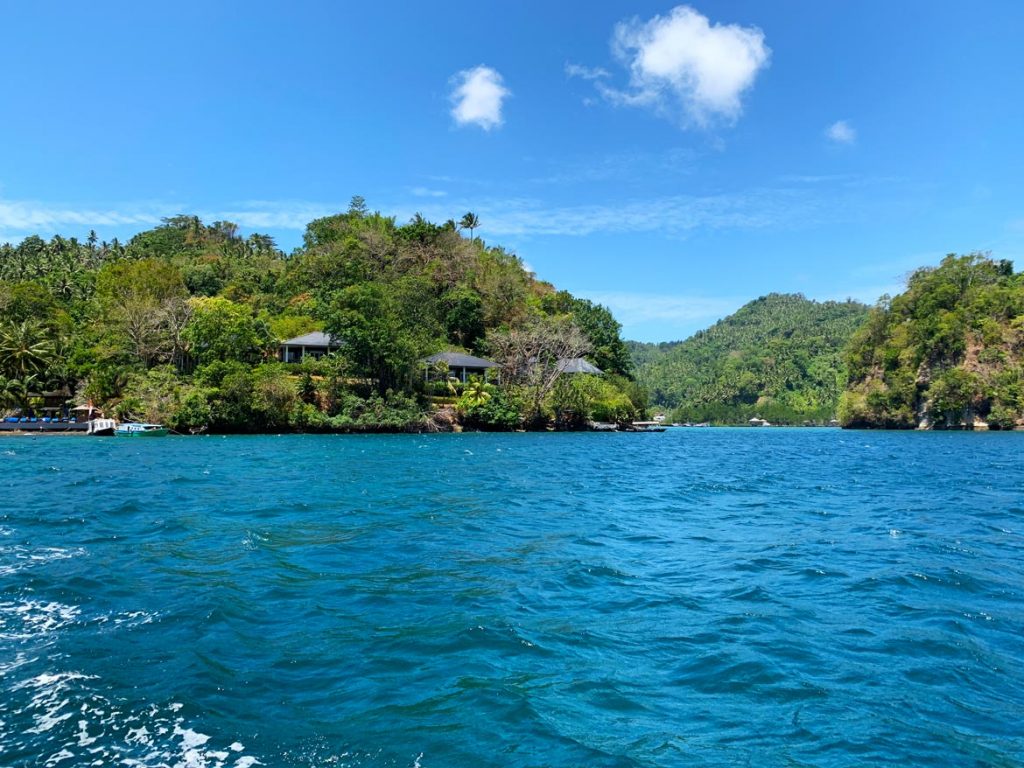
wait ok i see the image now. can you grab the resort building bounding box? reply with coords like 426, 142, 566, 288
422, 351, 501, 383
279, 332, 341, 363
556, 358, 604, 375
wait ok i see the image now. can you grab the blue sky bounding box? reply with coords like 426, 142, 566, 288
2, 1, 1022, 342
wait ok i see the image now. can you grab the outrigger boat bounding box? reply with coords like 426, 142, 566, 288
114, 422, 169, 437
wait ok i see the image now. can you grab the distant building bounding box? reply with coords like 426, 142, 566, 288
279, 332, 341, 363
556, 358, 604, 375
422, 351, 501, 383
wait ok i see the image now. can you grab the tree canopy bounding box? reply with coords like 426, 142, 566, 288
839, 253, 1024, 429
0, 204, 640, 431
632, 293, 869, 424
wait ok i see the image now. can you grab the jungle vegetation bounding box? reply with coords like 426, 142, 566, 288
839, 253, 1024, 429
630, 294, 869, 424
0, 199, 641, 432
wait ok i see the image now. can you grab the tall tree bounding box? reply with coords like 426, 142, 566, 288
487, 316, 590, 422
0, 320, 56, 380
459, 212, 480, 243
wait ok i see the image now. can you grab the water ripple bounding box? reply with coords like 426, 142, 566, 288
1, 430, 1023, 766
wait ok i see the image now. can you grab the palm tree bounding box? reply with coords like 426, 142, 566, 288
459, 212, 480, 243
461, 375, 492, 407
0, 320, 56, 380
0, 375, 35, 414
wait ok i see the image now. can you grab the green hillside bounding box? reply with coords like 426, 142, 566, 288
0, 201, 641, 432
840, 253, 1024, 429
632, 293, 869, 424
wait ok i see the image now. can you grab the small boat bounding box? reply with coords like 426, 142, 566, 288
625, 421, 667, 433
86, 418, 117, 436
115, 422, 169, 437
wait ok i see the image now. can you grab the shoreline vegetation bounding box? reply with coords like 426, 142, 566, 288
1, 200, 1020, 432
0, 200, 646, 435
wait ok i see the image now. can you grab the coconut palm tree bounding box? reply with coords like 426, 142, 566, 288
459, 212, 480, 243
0, 320, 56, 380
461, 375, 492, 407
0, 375, 36, 414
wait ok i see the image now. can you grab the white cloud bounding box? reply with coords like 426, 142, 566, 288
409, 186, 447, 198
530, 147, 696, 186
426, 188, 814, 238
0, 198, 344, 243
825, 120, 856, 144
0, 176, 837, 247
199, 202, 338, 230
582, 291, 741, 327
565, 62, 610, 81
449, 65, 510, 130
600, 5, 770, 126
0, 199, 162, 233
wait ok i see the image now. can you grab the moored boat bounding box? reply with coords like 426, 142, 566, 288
114, 422, 169, 437
86, 418, 117, 436
625, 421, 667, 433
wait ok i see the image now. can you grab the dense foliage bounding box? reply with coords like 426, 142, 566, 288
839, 253, 1024, 429
0, 202, 641, 431
631, 294, 869, 424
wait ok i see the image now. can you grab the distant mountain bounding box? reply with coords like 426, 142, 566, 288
631, 293, 869, 424
840, 253, 1023, 429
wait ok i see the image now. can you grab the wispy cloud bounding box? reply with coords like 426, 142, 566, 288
565, 62, 610, 81
581, 291, 742, 328
779, 173, 856, 184
0, 198, 346, 244
198, 201, 340, 230
0, 179, 841, 246
0, 199, 163, 234
409, 186, 447, 198
594, 5, 770, 127
430, 188, 818, 238
449, 65, 510, 131
529, 147, 696, 186
825, 119, 856, 144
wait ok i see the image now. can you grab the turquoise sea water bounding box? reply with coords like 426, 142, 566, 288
1, 429, 1023, 767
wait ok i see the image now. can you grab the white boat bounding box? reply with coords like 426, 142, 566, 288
114, 422, 169, 437
627, 421, 667, 433
86, 418, 117, 436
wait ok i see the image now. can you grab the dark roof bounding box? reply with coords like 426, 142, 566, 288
557, 357, 604, 374
280, 331, 338, 347
422, 351, 500, 368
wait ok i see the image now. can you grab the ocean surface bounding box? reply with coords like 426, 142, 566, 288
1, 429, 1023, 768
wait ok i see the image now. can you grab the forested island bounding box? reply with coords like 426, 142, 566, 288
2, 203, 1021, 432
0, 200, 643, 433
630, 294, 869, 425
627, 254, 1024, 430
839, 253, 1024, 429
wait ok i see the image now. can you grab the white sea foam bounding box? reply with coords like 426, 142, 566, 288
3, 670, 262, 768
0, 544, 85, 576
44, 748, 75, 766
0, 600, 81, 640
